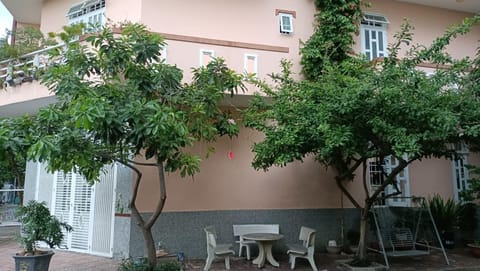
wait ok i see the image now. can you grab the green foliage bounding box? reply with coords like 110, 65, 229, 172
245, 1, 480, 263
461, 164, 480, 202
16, 200, 72, 254
0, 116, 35, 189
0, 26, 56, 61
119, 258, 184, 271
300, 0, 366, 80
9, 21, 245, 266
427, 195, 462, 234
426, 195, 477, 241
28, 22, 244, 183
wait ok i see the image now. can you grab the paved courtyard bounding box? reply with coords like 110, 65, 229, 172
1, 236, 480, 271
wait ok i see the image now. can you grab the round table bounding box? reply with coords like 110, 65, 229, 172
242, 233, 284, 268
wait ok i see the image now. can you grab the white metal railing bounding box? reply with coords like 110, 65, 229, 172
0, 43, 65, 87
0, 188, 24, 223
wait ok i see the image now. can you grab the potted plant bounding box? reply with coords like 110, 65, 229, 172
13, 200, 72, 271
326, 240, 342, 254
427, 195, 462, 249
466, 241, 480, 258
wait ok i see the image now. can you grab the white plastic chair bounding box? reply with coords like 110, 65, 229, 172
286, 226, 318, 271
204, 226, 235, 271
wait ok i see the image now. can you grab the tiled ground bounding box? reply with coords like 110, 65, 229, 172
1, 237, 480, 271
0, 238, 120, 271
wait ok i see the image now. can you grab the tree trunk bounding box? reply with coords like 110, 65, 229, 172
141, 224, 157, 266
357, 207, 369, 261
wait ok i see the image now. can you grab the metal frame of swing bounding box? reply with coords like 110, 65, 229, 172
368, 196, 449, 269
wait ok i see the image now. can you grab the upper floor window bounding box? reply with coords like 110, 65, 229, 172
279, 13, 293, 34
67, 0, 106, 31
160, 45, 167, 63
200, 49, 215, 66
275, 9, 296, 35
361, 13, 388, 60
244, 54, 258, 76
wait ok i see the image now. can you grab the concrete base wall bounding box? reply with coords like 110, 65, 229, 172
127, 208, 361, 259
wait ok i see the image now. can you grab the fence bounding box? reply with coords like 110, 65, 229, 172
0, 188, 24, 223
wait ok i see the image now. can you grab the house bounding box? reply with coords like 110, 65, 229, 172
0, 0, 479, 259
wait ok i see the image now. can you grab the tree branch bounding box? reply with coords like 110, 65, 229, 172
362, 159, 369, 198
145, 161, 167, 229
336, 178, 361, 208
126, 159, 160, 167
114, 159, 145, 227
368, 155, 408, 203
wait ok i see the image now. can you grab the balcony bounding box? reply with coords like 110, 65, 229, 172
0, 44, 62, 117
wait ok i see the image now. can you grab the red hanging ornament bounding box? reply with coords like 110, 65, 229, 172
228, 150, 234, 160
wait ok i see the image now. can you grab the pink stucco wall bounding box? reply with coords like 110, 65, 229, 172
135, 127, 343, 212
357, 0, 480, 60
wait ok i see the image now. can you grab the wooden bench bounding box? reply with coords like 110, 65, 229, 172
232, 224, 279, 260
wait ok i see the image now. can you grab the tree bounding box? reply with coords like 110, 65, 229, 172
244, 1, 480, 264
4, 22, 245, 266
0, 26, 56, 61
0, 116, 34, 193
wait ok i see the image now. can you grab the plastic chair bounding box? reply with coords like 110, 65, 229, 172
286, 226, 318, 271
203, 226, 235, 271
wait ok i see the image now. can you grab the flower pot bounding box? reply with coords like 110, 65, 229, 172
467, 244, 480, 258
13, 251, 54, 271
326, 245, 342, 254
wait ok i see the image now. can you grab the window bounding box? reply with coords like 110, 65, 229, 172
67, 0, 106, 32
160, 45, 167, 63
452, 143, 469, 202
279, 13, 293, 34
200, 49, 215, 66
244, 54, 258, 76
368, 158, 386, 205
368, 155, 410, 206
361, 13, 388, 60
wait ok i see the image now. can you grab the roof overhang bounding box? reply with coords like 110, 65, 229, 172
396, 0, 480, 14
0, 96, 56, 117
1, 0, 42, 25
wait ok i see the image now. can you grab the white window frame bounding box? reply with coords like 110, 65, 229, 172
67, 0, 106, 31
244, 54, 258, 76
452, 143, 469, 202
384, 154, 410, 207
360, 13, 388, 61
368, 154, 410, 207
160, 45, 167, 63
279, 13, 294, 34
200, 49, 215, 66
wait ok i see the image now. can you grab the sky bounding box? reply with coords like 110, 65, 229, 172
0, 2, 13, 39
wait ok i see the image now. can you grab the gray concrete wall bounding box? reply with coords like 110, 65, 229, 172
128, 208, 361, 260
112, 164, 133, 259
23, 161, 37, 204
23, 162, 54, 207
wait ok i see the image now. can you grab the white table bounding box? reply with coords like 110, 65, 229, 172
242, 233, 284, 268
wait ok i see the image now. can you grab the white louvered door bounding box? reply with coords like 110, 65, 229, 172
52, 166, 116, 256
91, 164, 116, 256
70, 173, 93, 252
53, 171, 73, 249
53, 171, 93, 253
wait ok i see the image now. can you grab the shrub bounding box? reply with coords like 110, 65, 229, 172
119, 258, 184, 271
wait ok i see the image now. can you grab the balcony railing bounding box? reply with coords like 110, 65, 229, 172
0, 188, 23, 224
0, 44, 65, 88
